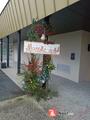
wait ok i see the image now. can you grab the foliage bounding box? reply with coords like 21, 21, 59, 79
25, 54, 41, 75
24, 55, 41, 91
34, 88, 58, 101
27, 19, 39, 41
23, 70, 40, 94
27, 18, 46, 41
23, 54, 56, 101
23, 18, 57, 101
43, 55, 55, 70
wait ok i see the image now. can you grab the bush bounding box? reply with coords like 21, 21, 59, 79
22, 55, 57, 101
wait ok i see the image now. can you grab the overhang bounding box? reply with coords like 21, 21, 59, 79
0, 0, 79, 39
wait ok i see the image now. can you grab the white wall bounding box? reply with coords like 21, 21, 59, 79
12, 30, 90, 82
49, 31, 82, 82
79, 31, 90, 82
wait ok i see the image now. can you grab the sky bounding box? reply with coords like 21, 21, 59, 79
0, 0, 8, 14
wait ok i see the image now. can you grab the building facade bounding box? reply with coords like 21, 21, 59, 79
0, 0, 90, 83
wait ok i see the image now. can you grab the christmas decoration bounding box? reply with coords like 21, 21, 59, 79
23, 18, 57, 101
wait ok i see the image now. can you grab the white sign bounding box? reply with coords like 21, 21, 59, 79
24, 41, 60, 55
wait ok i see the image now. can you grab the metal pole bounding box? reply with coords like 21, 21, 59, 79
17, 30, 21, 74
1, 39, 3, 63
7, 36, 9, 67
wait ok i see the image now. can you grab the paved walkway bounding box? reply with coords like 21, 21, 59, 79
0, 69, 90, 120
0, 96, 51, 120
0, 70, 23, 101
40, 75, 90, 120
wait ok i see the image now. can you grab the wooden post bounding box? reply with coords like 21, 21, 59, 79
42, 35, 51, 89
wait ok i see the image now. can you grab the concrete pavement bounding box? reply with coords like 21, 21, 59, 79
0, 70, 23, 101
40, 75, 90, 120
0, 96, 51, 120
